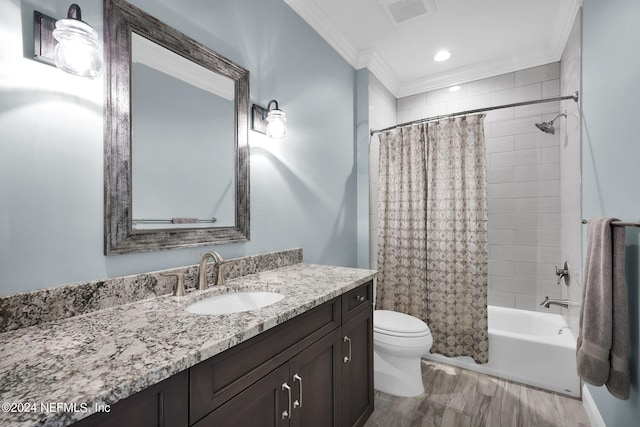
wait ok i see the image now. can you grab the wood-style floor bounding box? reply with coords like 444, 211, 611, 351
365, 360, 591, 427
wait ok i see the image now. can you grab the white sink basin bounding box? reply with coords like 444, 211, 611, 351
185, 291, 285, 315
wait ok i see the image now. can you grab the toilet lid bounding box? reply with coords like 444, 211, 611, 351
373, 310, 431, 335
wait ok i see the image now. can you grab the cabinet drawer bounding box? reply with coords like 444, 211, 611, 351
341, 281, 373, 321
190, 297, 341, 423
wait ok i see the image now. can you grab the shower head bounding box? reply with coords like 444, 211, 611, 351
535, 112, 567, 135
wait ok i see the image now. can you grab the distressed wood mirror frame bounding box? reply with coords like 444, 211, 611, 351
104, 0, 250, 255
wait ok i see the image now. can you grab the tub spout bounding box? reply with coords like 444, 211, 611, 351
540, 296, 569, 309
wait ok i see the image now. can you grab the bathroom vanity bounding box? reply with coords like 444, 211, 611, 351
75, 281, 373, 427
0, 261, 375, 427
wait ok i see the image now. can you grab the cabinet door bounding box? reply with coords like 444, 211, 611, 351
290, 329, 342, 427
193, 364, 290, 427
341, 306, 374, 427
72, 371, 188, 427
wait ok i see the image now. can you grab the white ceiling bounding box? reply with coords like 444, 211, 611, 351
284, 0, 582, 98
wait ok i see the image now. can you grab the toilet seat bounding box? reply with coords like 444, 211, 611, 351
374, 310, 431, 337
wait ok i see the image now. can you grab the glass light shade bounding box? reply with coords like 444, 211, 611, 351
53, 18, 102, 78
266, 109, 287, 139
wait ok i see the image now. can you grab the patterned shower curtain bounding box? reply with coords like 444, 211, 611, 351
375, 114, 489, 363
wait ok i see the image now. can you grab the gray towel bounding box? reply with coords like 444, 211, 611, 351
577, 217, 630, 400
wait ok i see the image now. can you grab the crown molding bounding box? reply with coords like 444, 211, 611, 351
397, 51, 562, 97
357, 49, 401, 96
550, 0, 582, 61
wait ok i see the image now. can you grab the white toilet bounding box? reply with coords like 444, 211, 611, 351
373, 310, 433, 397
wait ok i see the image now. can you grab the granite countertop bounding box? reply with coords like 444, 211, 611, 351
0, 263, 376, 427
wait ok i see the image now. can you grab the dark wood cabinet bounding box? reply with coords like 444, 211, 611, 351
196, 329, 343, 427
290, 329, 342, 427
72, 370, 188, 427
73, 281, 373, 427
193, 364, 290, 427
341, 308, 374, 427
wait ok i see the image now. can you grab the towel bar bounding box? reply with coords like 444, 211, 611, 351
581, 219, 640, 227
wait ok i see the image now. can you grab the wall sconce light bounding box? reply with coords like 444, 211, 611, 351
251, 100, 287, 139
34, 4, 102, 78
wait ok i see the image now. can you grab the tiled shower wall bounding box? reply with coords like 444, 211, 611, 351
560, 12, 582, 335
371, 63, 566, 312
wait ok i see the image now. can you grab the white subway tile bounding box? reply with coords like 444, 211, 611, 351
468, 73, 515, 96
485, 108, 515, 124
490, 149, 540, 168
491, 83, 542, 107
541, 146, 561, 163
514, 230, 561, 247
491, 245, 538, 262
517, 294, 550, 312
489, 214, 540, 230
513, 261, 539, 279
541, 213, 561, 230
488, 199, 515, 214
489, 181, 539, 198
492, 276, 537, 295
397, 93, 426, 112
514, 62, 560, 87
538, 246, 561, 264
515, 132, 560, 150
514, 100, 560, 118
542, 79, 561, 97
540, 181, 560, 197
447, 93, 491, 113
427, 85, 470, 104
486, 136, 515, 153
514, 163, 560, 182
491, 117, 541, 137
489, 260, 516, 276
514, 197, 561, 213
488, 291, 516, 308
488, 167, 515, 184
488, 229, 515, 244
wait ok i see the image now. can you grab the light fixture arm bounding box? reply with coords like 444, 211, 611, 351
67, 4, 81, 20
267, 100, 280, 112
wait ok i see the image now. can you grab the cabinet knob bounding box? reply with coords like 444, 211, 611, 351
356, 295, 366, 302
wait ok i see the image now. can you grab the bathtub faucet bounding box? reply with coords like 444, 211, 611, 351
540, 296, 569, 309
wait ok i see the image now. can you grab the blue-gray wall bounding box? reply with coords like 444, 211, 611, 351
0, 0, 358, 295
582, 0, 640, 425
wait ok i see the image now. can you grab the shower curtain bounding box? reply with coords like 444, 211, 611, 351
376, 114, 489, 363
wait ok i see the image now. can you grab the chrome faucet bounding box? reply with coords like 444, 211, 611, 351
198, 251, 224, 290
540, 296, 569, 309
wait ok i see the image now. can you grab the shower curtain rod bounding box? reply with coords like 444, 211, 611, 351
369, 91, 579, 136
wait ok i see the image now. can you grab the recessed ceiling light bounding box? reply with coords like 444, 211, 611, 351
449, 85, 461, 92
433, 50, 451, 62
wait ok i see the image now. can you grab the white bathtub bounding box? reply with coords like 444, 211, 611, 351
423, 305, 581, 397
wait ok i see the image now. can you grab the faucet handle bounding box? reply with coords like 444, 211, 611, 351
160, 272, 187, 297
540, 296, 550, 306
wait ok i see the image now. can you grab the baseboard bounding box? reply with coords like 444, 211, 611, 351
582, 384, 606, 427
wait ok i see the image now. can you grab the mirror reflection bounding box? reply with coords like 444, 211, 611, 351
104, 0, 250, 255
130, 33, 236, 229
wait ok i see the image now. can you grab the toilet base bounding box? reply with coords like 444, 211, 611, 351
373, 349, 425, 397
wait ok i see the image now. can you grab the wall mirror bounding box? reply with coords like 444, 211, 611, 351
104, 0, 250, 255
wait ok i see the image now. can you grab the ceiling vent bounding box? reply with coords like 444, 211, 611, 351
380, 0, 437, 25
